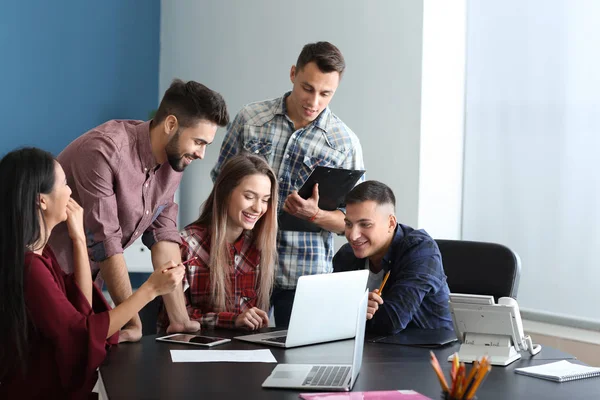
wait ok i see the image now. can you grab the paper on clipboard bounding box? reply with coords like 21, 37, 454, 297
279, 166, 365, 232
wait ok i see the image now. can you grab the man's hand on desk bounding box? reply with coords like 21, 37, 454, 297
119, 318, 143, 343
166, 320, 201, 334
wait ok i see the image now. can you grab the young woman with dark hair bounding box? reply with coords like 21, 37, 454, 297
0, 147, 185, 399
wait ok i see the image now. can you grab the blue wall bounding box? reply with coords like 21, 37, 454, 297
0, 1, 160, 156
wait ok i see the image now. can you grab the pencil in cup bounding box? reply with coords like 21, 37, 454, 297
377, 270, 391, 295
430, 352, 490, 400
464, 357, 491, 400
442, 392, 477, 400
430, 351, 450, 392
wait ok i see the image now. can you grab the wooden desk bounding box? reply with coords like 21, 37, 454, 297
99, 330, 599, 399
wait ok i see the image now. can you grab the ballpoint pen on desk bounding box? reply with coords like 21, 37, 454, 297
377, 270, 391, 295
430, 352, 491, 400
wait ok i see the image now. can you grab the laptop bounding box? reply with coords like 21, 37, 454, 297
234, 269, 369, 348
262, 289, 368, 391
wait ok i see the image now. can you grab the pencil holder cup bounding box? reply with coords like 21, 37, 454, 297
441, 393, 476, 400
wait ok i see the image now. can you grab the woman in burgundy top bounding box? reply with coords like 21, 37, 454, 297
159, 154, 279, 331
0, 148, 186, 399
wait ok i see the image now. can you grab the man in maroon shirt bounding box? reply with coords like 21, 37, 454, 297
49, 79, 229, 342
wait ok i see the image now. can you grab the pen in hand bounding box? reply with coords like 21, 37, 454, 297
181, 257, 198, 266
376, 270, 391, 296
162, 257, 198, 273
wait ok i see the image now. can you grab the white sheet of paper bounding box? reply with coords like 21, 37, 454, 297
170, 349, 277, 363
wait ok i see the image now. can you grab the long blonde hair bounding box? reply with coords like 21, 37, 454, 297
194, 154, 278, 312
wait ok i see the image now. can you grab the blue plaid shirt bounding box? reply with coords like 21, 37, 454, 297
333, 223, 453, 335
211, 92, 365, 289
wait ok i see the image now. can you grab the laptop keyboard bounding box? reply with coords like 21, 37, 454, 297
302, 365, 351, 387
263, 335, 287, 343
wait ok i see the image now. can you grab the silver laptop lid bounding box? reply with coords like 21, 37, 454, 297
260, 289, 369, 391
350, 289, 369, 388
285, 270, 369, 348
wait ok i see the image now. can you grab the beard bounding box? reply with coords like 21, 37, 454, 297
165, 129, 190, 172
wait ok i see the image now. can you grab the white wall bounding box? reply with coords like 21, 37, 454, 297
418, 0, 466, 239
160, 0, 464, 242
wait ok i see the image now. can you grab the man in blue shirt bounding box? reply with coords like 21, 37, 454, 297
333, 181, 453, 335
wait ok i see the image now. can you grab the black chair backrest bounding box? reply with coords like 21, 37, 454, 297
435, 239, 521, 301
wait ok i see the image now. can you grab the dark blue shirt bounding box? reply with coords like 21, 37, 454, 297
333, 223, 453, 335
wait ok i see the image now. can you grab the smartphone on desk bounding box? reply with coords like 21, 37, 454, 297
156, 333, 231, 347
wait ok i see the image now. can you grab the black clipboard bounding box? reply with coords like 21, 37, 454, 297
369, 328, 458, 348
279, 166, 365, 232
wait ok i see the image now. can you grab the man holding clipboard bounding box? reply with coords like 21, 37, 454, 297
211, 42, 365, 327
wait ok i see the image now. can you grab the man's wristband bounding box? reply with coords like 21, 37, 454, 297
309, 209, 320, 222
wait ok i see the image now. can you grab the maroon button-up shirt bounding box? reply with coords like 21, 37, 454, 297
49, 120, 182, 274
0, 247, 118, 399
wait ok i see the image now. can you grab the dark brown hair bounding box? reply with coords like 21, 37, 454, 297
154, 79, 229, 128
346, 180, 396, 210
296, 41, 346, 76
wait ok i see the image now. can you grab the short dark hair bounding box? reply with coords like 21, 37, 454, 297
154, 79, 229, 128
296, 41, 346, 76
345, 180, 396, 210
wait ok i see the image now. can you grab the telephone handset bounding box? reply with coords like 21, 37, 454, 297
497, 296, 542, 356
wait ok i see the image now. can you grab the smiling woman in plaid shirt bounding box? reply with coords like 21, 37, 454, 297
159, 154, 278, 330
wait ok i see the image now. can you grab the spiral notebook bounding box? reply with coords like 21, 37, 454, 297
514, 360, 600, 382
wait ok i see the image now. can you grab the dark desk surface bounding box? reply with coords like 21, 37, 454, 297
100, 330, 599, 400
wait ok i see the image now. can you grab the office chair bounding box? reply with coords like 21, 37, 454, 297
435, 239, 521, 300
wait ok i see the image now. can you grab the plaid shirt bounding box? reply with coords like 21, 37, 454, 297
158, 224, 261, 330
211, 93, 365, 289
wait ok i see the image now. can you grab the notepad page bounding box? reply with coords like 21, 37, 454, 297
515, 360, 600, 382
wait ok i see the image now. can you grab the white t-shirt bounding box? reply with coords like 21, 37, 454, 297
365, 259, 384, 292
